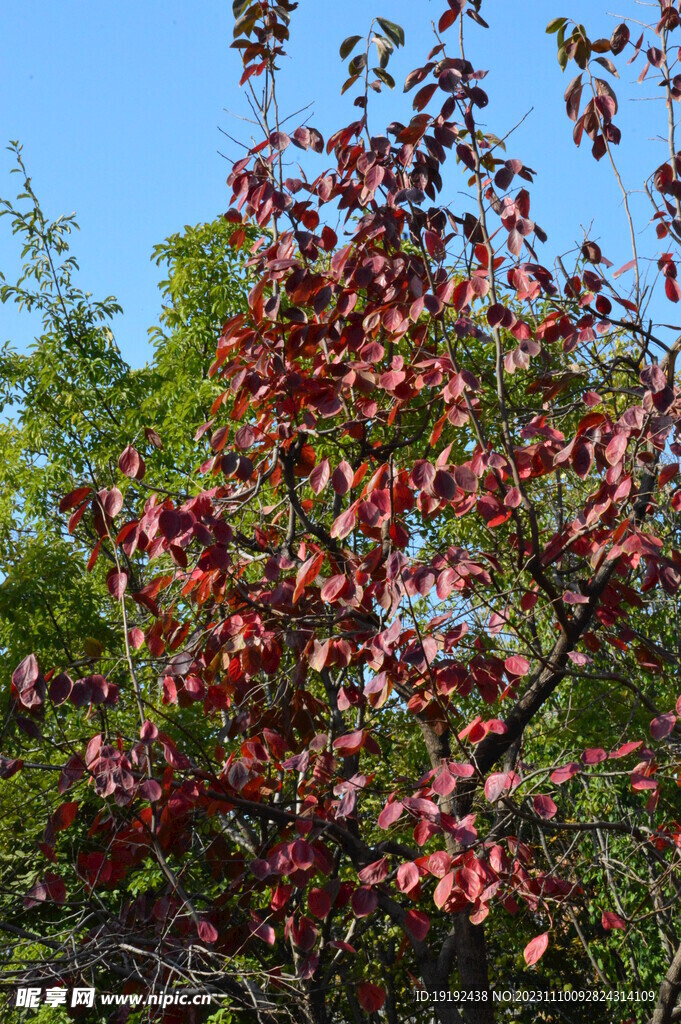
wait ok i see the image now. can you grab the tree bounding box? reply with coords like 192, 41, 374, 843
0, 153, 252, 1021
4, 1, 681, 1022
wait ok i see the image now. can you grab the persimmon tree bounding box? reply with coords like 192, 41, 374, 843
5, 1, 681, 1022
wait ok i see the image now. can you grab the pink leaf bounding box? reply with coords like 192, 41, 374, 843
650, 712, 676, 740
550, 762, 580, 785
605, 433, 628, 465
505, 655, 530, 676
333, 729, 365, 756
533, 795, 557, 820
378, 799, 404, 829
310, 458, 330, 494
140, 779, 162, 802
358, 858, 389, 885
613, 258, 636, 279
433, 870, 454, 909
330, 505, 357, 540
524, 932, 549, 966
197, 920, 218, 944
484, 771, 520, 802
107, 570, 128, 600
140, 720, 159, 743
397, 862, 420, 893
582, 747, 607, 765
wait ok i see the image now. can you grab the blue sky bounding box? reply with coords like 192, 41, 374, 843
0, 1, 666, 367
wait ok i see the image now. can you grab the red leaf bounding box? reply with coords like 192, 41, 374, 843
524, 932, 549, 966
433, 469, 457, 500
249, 914, 276, 945
51, 801, 78, 832
659, 463, 679, 487
140, 720, 159, 743
332, 460, 354, 495
12, 653, 44, 709
613, 258, 636, 279
413, 83, 438, 111
582, 747, 607, 765
269, 131, 290, 151
145, 426, 163, 449
602, 911, 627, 931
357, 983, 386, 1013
666, 277, 681, 302
291, 839, 315, 870
140, 779, 162, 802
351, 887, 378, 917
128, 627, 145, 650
12, 653, 39, 691
59, 486, 91, 512
24, 872, 66, 909
118, 445, 145, 479
320, 576, 347, 603
452, 465, 478, 493
308, 888, 332, 919
293, 552, 325, 604
405, 909, 431, 941
610, 740, 643, 759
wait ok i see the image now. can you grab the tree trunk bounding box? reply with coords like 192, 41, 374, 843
454, 914, 494, 1024
650, 941, 681, 1024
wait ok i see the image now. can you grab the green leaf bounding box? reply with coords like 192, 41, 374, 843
339, 35, 362, 60
376, 17, 405, 47
232, 0, 251, 18
373, 68, 395, 89
546, 16, 568, 34
373, 35, 393, 69
558, 45, 569, 71
348, 53, 367, 76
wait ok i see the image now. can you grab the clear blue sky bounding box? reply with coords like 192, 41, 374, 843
0, 1, 664, 367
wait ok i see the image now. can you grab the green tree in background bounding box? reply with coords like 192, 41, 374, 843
0, 142, 251, 680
